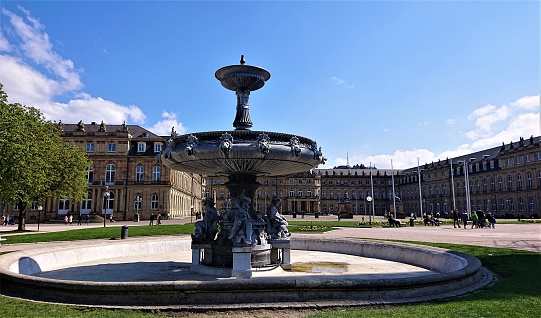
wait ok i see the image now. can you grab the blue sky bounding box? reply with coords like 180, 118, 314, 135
1, 1, 539, 169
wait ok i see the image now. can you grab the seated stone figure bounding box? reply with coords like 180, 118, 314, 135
227, 196, 254, 245
266, 196, 290, 239
192, 198, 221, 242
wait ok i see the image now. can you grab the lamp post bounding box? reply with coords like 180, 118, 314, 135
366, 196, 372, 225
37, 205, 42, 232
134, 196, 141, 222
190, 205, 194, 223
103, 186, 110, 228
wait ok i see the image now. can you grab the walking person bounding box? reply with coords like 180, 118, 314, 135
452, 209, 461, 228
470, 210, 478, 229
149, 214, 155, 225
157, 213, 161, 225
109, 213, 114, 223
64, 215, 68, 225
85, 214, 89, 225
487, 213, 496, 228
461, 211, 469, 229
68, 214, 73, 225
77, 214, 82, 225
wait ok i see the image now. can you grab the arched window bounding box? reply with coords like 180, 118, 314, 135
136, 166, 144, 184
105, 164, 116, 184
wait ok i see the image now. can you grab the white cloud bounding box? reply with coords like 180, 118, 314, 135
330, 76, 354, 89
146, 112, 187, 136
446, 118, 456, 125
0, 30, 11, 52
0, 7, 164, 130
330, 95, 540, 170
510, 95, 540, 111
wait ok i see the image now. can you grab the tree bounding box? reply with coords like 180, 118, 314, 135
0, 84, 90, 230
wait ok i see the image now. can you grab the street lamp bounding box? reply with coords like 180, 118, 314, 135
134, 196, 141, 222
37, 205, 43, 232
103, 186, 110, 228
366, 196, 372, 224
190, 205, 194, 223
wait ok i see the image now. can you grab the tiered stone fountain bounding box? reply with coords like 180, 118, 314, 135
160, 56, 326, 278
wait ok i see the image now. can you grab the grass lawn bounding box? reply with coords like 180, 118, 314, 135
1, 227, 539, 317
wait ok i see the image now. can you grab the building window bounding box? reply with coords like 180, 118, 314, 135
152, 166, 160, 183
490, 160, 495, 169
519, 197, 525, 212
527, 173, 533, 188
151, 194, 159, 210
517, 174, 522, 189
515, 155, 521, 164
483, 179, 487, 192
529, 197, 535, 212
322, 191, 326, 199
525, 154, 531, 163
136, 166, 144, 184
537, 152, 541, 161
507, 175, 513, 190
307, 189, 312, 197
506, 158, 511, 167
154, 143, 162, 153
498, 177, 503, 191
491, 178, 495, 191
58, 196, 69, 214
137, 142, 146, 153
108, 143, 116, 152
81, 191, 92, 212
105, 164, 116, 184
298, 190, 303, 197
86, 142, 94, 152
87, 166, 94, 183
289, 190, 294, 198
330, 191, 334, 199
103, 192, 114, 213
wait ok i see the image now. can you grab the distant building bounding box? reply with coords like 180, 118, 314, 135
4, 124, 539, 223
6, 121, 203, 223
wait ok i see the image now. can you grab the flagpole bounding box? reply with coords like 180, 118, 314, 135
450, 158, 456, 211
417, 158, 423, 218
391, 159, 397, 219
370, 162, 375, 221
463, 159, 471, 216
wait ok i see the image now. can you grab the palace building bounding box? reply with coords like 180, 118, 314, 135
4, 121, 540, 223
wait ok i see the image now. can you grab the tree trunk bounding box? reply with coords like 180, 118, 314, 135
17, 201, 26, 231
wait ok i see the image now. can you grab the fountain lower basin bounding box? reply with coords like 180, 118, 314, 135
0, 237, 491, 309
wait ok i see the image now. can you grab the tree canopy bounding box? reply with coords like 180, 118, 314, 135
0, 84, 90, 230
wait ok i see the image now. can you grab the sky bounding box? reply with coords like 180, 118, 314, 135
1, 1, 539, 170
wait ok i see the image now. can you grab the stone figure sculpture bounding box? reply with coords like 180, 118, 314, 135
227, 196, 254, 245
192, 198, 222, 242
266, 196, 290, 239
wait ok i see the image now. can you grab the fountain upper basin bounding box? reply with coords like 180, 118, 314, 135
160, 130, 324, 177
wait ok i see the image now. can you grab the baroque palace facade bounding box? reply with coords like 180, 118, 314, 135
5, 122, 540, 223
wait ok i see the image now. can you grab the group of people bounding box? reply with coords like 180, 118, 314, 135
148, 213, 162, 225
422, 212, 441, 226
452, 209, 496, 229
2, 215, 14, 226
64, 214, 90, 225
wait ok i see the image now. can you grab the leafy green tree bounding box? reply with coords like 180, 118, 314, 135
0, 84, 90, 230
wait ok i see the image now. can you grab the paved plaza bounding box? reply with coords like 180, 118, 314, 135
1, 215, 539, 253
